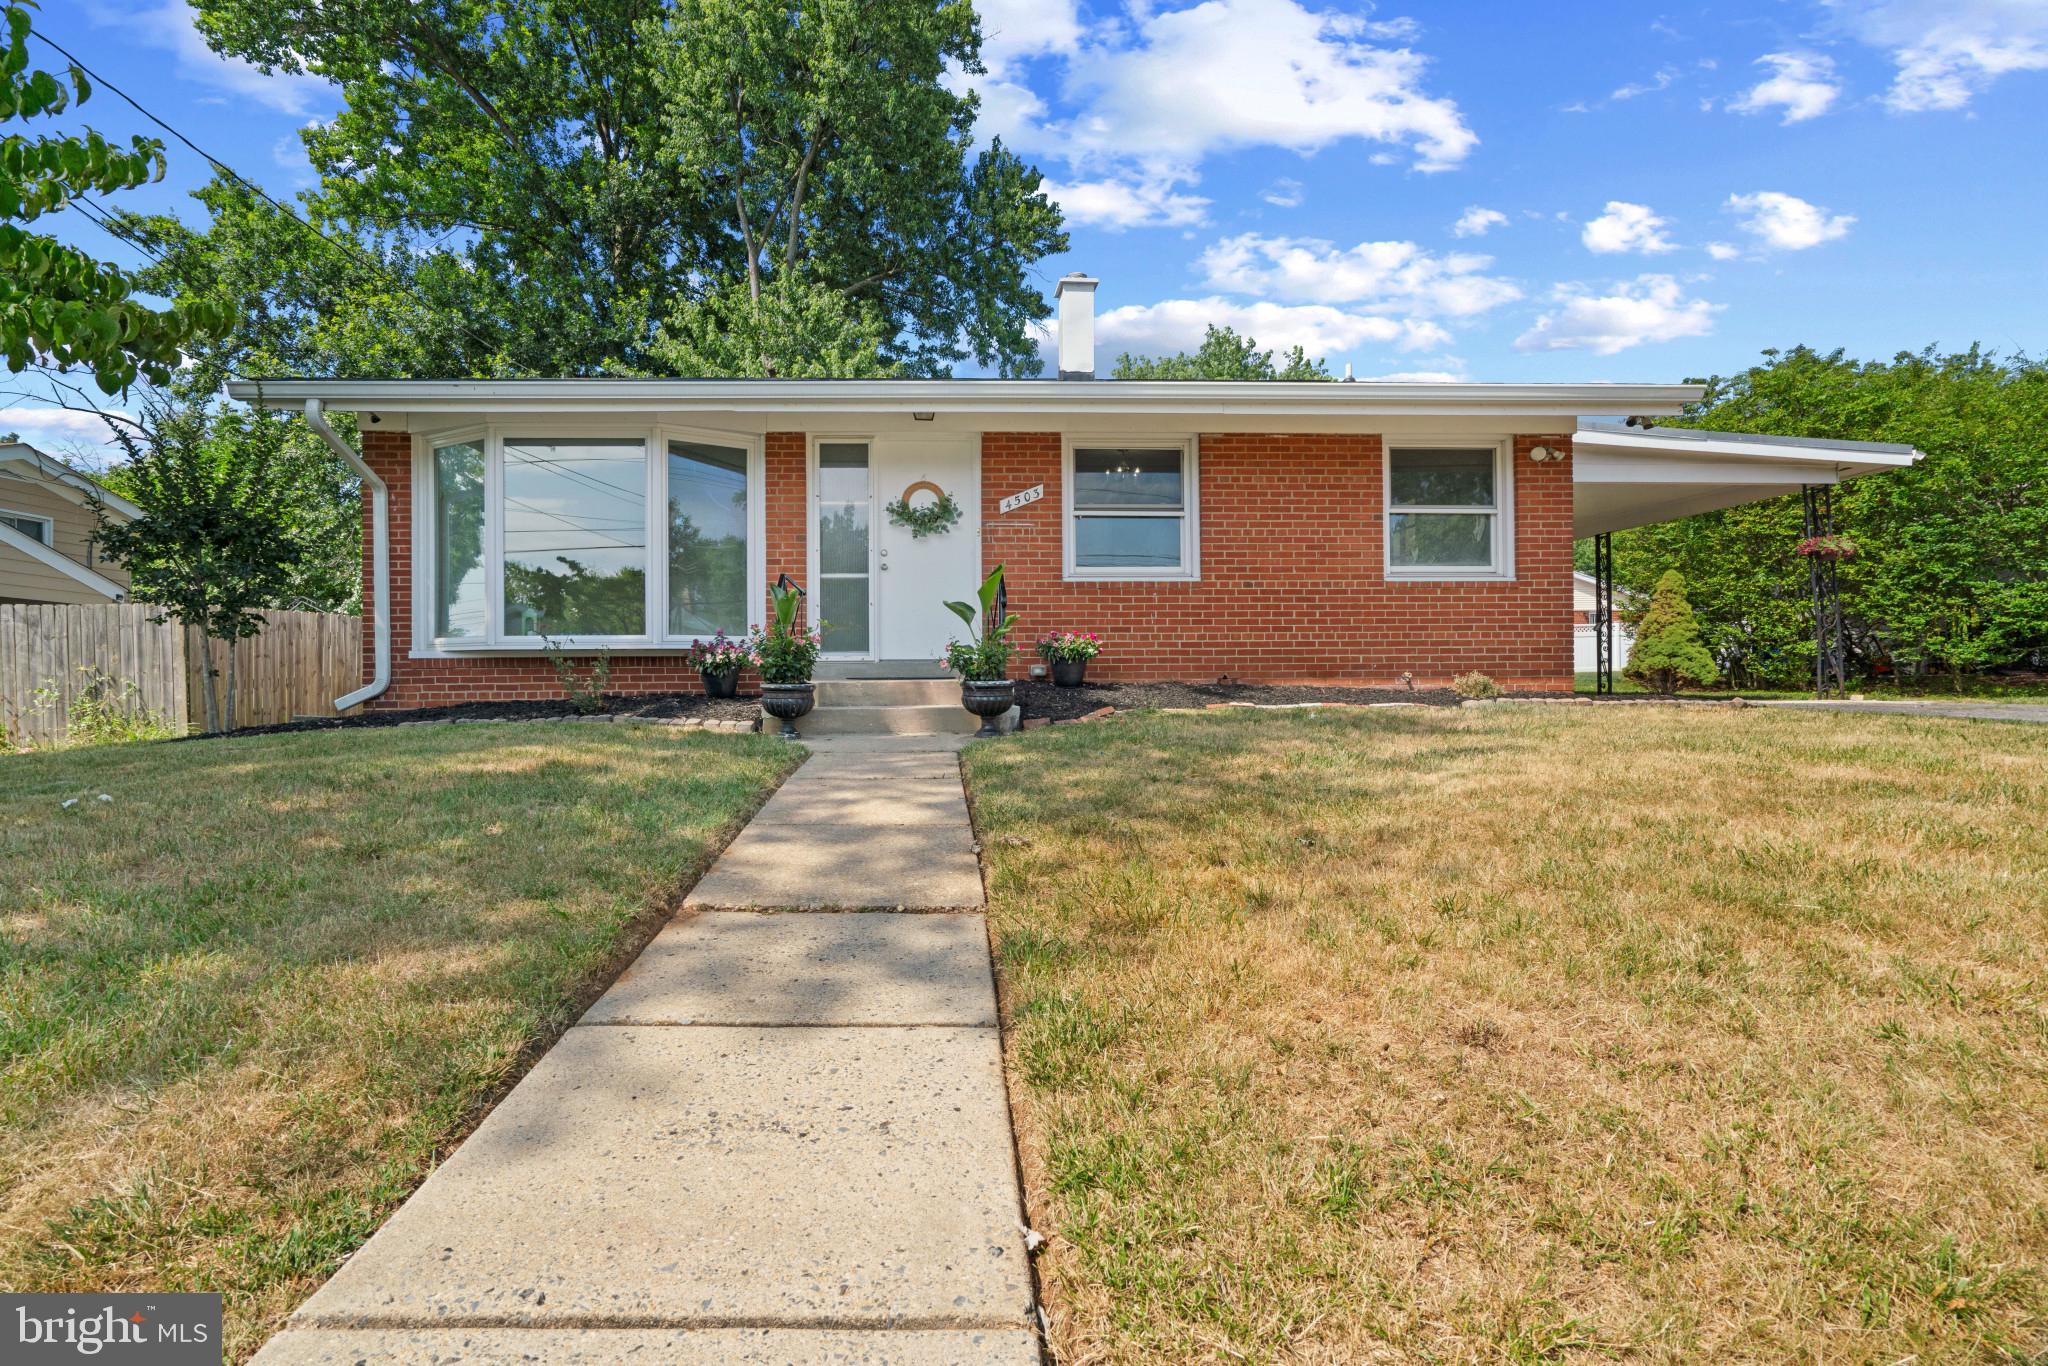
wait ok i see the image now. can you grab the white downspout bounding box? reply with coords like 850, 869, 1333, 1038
304, 398, 390, 712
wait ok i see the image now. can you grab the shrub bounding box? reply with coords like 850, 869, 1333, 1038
540, 634, 613, 713
1452, 671, 1502, 700
41, 666, 178, 746
1625, 570, 1720, 693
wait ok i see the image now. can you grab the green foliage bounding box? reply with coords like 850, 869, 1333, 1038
749, 579, 822, 683
182, 0, 1068, 377
91, 402, 334, 730
884, 488, 962, 540
1604, 346, 2048, 686
39, 665, 177, 746
539, 634, 612, 713
1111, 324, 1333, 381
1625, 571, 1720, 693
1, 1, 223, 390
944, 563, 1019, 680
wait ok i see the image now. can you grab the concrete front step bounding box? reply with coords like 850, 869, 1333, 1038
815, 677, 960, 706
801, 702, 1018, 737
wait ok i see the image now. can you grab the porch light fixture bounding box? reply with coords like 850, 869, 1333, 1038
912, 411, 935, 421
1529, 444, 1561, 462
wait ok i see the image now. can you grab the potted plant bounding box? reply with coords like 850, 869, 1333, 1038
686, 630, 752, 698
1035, 630, 1102, 687
748, 582, 823, 738
944, 564, 1021, 737
1795, 533, 1859, 561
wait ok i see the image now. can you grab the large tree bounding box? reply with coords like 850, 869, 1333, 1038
1603, 346, 2048, 687
184, 0, 1066, 378
1111, 325, 1333, 381
1, 0, 221, 391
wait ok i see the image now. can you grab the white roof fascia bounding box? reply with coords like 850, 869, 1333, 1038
0, 520, 128, 599
0, 446, 141, 521
224, 378, 1706, 420
1572, 424, 1922, 477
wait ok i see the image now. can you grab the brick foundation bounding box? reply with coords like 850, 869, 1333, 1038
354, 426, 1576, 710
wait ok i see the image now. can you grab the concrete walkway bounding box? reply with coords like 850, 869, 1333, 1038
1764, 699, 2048, 725
254, 734, 1038, 1365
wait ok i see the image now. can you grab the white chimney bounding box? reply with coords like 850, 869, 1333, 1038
1055, 273, 1097, 380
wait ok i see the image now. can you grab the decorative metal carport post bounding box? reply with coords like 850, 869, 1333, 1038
1591, 532, 1616, 694
1801, 486, 1849, 698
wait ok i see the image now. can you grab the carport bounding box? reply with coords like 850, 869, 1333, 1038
1572, 422, 1922, 696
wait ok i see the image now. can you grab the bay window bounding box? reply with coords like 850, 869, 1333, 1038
420, 427, 761, 649
1065, 440, 1198, 580
1385, 444, 1513, 580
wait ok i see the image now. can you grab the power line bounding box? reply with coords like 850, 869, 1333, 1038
28, 26, 509, 371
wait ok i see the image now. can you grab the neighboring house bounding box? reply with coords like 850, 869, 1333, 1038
0, 442, 136, 606
1573, 571, 1633, 674
225, 275, 1920, 713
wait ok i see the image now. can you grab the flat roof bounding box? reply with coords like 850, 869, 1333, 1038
226, 377, 1707, 420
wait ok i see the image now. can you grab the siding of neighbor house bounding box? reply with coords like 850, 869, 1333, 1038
0, 470, 129, 605
355, 427, 1577, 710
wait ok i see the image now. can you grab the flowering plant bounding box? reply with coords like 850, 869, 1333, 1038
1795, 534, 1859, 561
1035, 631, 1103, 664
747, 582, 824, 684
686, 630, 754, 674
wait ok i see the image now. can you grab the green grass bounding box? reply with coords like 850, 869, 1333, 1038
1574, 671, 2048, 701
965, 707, 2048, 1364
0, 722, 797, 1362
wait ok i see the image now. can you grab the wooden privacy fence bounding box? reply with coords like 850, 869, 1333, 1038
1, 603, 361, 746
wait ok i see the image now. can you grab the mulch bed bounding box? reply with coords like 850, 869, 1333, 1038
1017, 679, 1465, 722
180, 692, 761, 742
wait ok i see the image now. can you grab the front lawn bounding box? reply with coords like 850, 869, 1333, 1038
1, 723, 796, 1362
965, 707, 2048, 1363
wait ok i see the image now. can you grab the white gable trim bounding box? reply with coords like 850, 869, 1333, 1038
0, 447, 141, 521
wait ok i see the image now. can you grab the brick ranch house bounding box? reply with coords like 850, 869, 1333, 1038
226, 277, 1917, 713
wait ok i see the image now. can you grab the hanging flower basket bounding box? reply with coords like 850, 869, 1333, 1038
886, 482, 963, 539
1795, 534, 1859, 561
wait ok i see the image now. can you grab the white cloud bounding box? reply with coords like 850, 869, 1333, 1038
1043, 174, 1211, 230
1825, 0, 2048, 111
1262, 178, 1306, 208
1196, 232, 1521, 317
1728, 52, 1842, 123
1726, 191, 1855, 250
0, 406, 133, 464
1706, 241, 1743, 261
1581, 201, 1677, 255
1452, 206, 1508, 237
1514, 275, 1721, 355
99, 2, 334, 117
1095, 298, 1454, 364
1613, 65, 1680, 100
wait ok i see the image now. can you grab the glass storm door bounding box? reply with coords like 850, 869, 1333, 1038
814, 442, 873, 655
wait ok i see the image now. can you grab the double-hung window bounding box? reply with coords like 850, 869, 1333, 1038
1385, 445, 1513, 580
1065, 442, 1198, 580
0, 508, 53, 545
421, 427, 760, 649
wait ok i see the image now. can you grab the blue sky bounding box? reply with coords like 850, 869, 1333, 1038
9, 0, 2048, 454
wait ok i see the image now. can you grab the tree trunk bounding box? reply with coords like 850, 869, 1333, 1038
199, 636, 221, 734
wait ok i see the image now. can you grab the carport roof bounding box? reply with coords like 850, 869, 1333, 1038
1571, 421, 1922, 537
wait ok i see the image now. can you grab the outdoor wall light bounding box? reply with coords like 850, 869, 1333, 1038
912, 411, 935, 421
1529, 444, 1562, 462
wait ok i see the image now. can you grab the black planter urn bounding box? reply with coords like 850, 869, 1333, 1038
1050, 659, 1088, 688
759, 681, 816, 738
960, 678, 1017, 738
701, 668, 741, 699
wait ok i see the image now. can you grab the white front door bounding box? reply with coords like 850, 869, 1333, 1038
810, 436, 980, 661
875, 437, 980, 660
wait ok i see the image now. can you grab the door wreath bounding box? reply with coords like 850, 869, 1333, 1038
885, 479, 963, 539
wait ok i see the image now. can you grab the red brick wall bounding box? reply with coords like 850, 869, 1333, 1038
355, 428, 809, 711
356, 425, 1576, 709
979, 431, 1576, 690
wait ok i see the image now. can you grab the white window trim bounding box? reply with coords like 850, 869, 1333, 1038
1382, 438, 1516, 583
806, 434, 878, 660
1061, 435, 1201, 583
0, 506, 53, 546
410, 422, 765, 656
